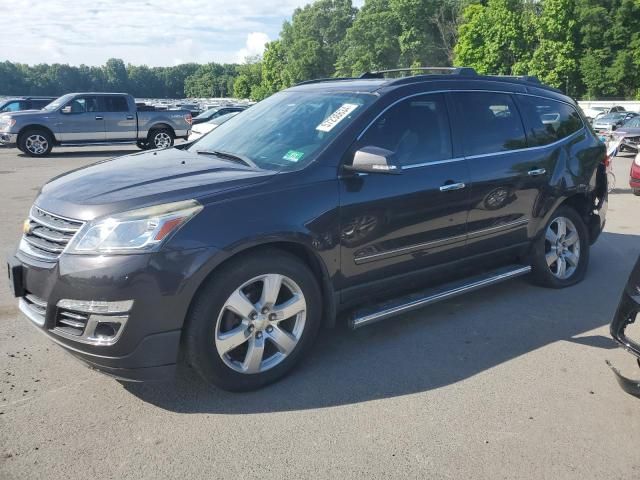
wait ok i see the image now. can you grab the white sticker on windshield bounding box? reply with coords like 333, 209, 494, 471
316, 103, 360, 132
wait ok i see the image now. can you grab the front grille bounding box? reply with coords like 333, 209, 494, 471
55, 309, 89, 336
20, 206, 84, 261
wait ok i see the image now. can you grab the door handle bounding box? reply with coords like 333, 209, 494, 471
527, 168, 546, 176
126, 115, 134, 120
439, 182, 466, 192
95, 116, 103, 120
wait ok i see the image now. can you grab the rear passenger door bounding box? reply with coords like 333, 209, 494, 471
103, 96, 136, 141
449, 91, 544, 256
338, 93, 471, 291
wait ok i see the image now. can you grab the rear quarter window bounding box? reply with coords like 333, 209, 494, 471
516, 95, 583, 146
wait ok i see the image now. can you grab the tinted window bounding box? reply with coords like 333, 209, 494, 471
452, 92, 526, 156
1, 101, 24, 112
623, 117, 640, 128
30, 100, 51, 109
358, 93, 452, 166
103, 96, 129, 112
516, 95, 583, 146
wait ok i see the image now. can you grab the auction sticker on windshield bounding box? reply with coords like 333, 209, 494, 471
283, 150, 305, 162
316, 103, 360, 132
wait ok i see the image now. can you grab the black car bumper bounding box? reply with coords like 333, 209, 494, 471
9, 246, 218, 381
609, 257, 640, 396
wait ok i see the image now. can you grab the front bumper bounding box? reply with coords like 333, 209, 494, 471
609, 257, 640, 396
10, 246, 219, 381
0, 132, 17, 146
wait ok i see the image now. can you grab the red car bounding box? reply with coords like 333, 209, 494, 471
631, 152, 640, 196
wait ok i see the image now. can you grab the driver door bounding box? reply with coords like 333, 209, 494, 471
57, 95, 106, 142
338, 93, 471, 293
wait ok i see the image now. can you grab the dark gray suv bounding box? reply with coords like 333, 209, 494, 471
7, 68, 607, 391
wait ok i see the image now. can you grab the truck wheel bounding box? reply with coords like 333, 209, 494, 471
184, 249, 322, 391
633, 188, 640, 196
530, 206, 590, 288
148, 128, 174, 149
19, 129, 53, 157
136, 140, 150, 150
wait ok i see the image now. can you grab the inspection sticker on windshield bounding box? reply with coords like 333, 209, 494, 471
316, 103, 360, 132
283, 150, 305, 162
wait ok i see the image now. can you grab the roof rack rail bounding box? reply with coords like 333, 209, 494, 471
295, 77, 360, 86
490, 75, 541, 85
360, 67, 478, 79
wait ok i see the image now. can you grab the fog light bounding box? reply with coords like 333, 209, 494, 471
55, 299, 132, 345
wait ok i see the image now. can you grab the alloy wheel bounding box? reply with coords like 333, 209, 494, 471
545, 216, 581, 280
214, 274, 307, 374
153, 132, 172, 148
25, 134, 48, 155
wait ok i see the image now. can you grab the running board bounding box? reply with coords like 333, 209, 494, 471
348, 264, 531, 329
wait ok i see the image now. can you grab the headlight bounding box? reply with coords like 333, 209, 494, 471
67, 200, 202, 254
0, 117, 16, 131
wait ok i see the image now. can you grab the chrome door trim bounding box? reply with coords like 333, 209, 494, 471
353, 218, 529, 265
466, 218, 529, 239
354, 233, 467, 265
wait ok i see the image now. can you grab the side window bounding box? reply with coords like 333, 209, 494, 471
1, 101, 24, 112
104, 96, 129, 112
31, 100, 50, 109
358, 93, 452, 166
451, 92, 527, 156
516, 95, 583, 146
68, 97, 87, 113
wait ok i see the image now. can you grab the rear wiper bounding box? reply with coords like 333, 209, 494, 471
196, 149, 257, 168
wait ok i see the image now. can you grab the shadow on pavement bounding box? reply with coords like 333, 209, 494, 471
123, 231, 639, 413
16, 149, 140, 159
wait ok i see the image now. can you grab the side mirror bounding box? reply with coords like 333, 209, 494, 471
61, 105, 72, 114
344, 146, 401, 175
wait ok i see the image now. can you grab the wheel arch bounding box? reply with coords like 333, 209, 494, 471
18, 124, 57, 144
542, 192, 599, 244
148, 123, 175, 136
184, 240, 337, 333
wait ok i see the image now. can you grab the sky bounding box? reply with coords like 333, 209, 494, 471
0, 0, 363, 67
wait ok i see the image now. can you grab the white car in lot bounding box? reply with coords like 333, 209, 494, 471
188, 111, 240, 141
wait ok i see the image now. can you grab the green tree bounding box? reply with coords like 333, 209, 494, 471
335, 0, 402, 76
260, 40, 289, 95
279, 0, 357, 84
454, 0, 535, 75
103, 58, 128, 91
233, 57, 264, 100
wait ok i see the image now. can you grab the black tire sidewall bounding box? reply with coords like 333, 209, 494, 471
184, 250, 322, 391
19, 129, 53, 157
531, 206, 590, 288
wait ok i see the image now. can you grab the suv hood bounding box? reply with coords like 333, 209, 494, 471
36, 147, 275, 221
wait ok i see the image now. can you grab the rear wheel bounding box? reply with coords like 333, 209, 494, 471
634, 188, 640, 197
184, 250, 322, 391
530, 206, 589, 288
19, 129, 53, 157
148, 128, 174, 149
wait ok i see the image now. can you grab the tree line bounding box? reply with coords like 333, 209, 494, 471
1, 0, 638, 101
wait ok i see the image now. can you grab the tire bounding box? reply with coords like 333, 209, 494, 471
634, 189, 640, 197
147, 128, 174, 149
136, 139, 150, 150
530, 206, 590, 288
184, 249, 322, 391
18, 129, 53, 157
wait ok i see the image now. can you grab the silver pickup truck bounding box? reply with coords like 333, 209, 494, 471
0, 93, 192, 157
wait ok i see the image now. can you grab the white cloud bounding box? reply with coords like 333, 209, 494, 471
235, 32, 270, 63
0, 0, 315, 66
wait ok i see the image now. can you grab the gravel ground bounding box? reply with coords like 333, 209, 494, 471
0, 145, 639, 479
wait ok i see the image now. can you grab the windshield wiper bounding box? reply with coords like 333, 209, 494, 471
196, 149, 257, 168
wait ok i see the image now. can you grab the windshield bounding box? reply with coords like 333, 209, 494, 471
599, 113, 625, 121
622, 117, 640, 128
188, 90, 375, 171
209, 111, 239, 125
195, 108, 220, 120
42, 93, 74, 111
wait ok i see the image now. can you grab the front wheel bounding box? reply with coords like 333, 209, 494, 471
148, 128, 174, 149
530, 206, 590, 288
19, 129, 53, 157
184, 250, 322, 391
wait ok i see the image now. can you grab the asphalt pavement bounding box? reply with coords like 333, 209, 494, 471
0, 144, 639, 479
